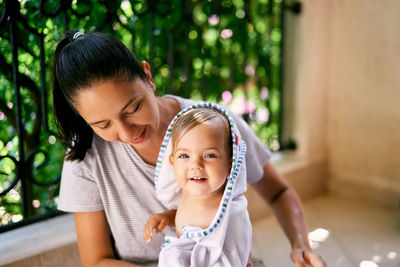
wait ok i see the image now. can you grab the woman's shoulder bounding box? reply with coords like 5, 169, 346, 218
62, 134, 134, 185
162, 94, 202, 109
64, 134, 119, 169
162, 95, 249, 135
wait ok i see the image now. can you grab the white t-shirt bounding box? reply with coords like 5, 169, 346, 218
57, 95, 271, 265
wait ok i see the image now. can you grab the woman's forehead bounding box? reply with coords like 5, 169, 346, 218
72, 79, 147, 120
74, 78, 145, 101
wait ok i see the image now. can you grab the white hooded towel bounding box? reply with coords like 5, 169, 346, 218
154, 102, 252, 267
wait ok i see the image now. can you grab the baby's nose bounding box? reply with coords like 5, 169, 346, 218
190, 158, 203, 170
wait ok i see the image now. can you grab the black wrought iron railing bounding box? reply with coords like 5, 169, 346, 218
0, 0, 297, 232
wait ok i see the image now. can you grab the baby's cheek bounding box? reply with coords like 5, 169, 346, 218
174, 169, 186, 183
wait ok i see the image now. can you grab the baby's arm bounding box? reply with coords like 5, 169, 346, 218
143, 209, 176, 243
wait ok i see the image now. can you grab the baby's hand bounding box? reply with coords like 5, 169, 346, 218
143, 210, 176, 244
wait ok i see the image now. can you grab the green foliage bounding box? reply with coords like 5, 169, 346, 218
0, 0, 283, 228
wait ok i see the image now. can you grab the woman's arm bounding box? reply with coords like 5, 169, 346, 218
74, 211, 141, 267
250, 162, 326, 267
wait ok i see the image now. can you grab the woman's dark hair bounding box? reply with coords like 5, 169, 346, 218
52, 30, 146, 161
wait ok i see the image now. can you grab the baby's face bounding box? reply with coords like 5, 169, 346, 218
171, 121, 231, 198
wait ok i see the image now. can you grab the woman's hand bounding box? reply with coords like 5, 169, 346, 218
246, 258, 253, 267
290, 248, 326, 267
143, 210, 176, 243
250, 162, 327, 266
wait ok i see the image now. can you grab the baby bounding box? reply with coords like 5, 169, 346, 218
144, 104, 251, 267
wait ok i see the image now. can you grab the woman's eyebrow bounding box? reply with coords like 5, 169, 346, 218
89, 120, 106, 126
120, 97, 137, 112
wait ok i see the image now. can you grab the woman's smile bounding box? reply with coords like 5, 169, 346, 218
129, 125, 147, 144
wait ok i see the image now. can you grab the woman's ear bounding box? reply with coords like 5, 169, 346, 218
169, 155, 174, 166
141, 61, 156, 92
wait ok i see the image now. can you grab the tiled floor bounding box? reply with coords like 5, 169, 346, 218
251, 193, 400, 267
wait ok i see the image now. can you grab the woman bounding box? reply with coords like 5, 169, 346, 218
53, 30, 326, 267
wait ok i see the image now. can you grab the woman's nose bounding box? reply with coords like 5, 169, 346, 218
116, 121, 135, 143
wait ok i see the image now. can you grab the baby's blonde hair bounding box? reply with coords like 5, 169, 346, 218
171, 107, 232, 158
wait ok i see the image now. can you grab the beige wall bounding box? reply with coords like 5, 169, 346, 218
286, 0, 400, 206
327, 0, 400, 205
283, 1, 331, 161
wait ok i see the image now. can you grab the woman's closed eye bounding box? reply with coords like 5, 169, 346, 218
125, 102, 141, 115
98, 122, 111, 130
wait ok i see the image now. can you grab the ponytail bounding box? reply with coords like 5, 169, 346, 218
52, 30, 93, 161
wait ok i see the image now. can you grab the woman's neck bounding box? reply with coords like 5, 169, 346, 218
157, 96, 181, 136
134, 96, 180, 166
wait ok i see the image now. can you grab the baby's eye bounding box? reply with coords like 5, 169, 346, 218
178, 154, 189, 159
205, 153, 217, 158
